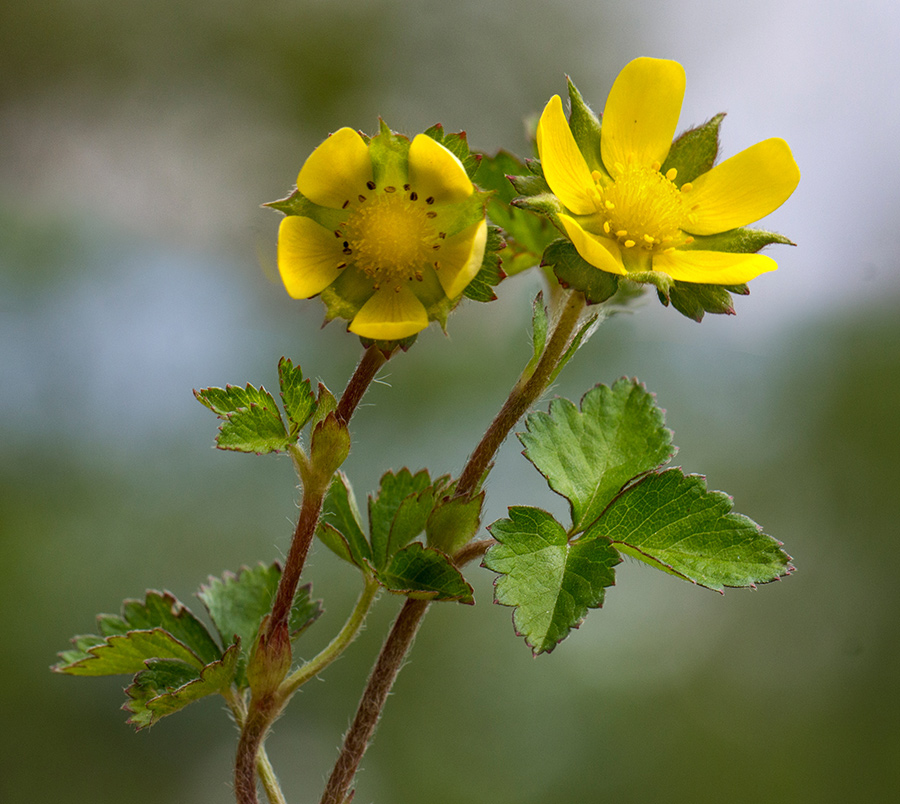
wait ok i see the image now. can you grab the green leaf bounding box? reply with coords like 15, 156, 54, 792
319, 471, 371, 568
54, 590, 221, 674
541, 238, 619, 304
478, 150, 556, 276
278, 357, 316, 435
198, 564, 323, 686
368, 469, 433, 571
485, 507, 621, 654
661, 113, 724, 186
124, 643, 241, 729
426, 491, 484, 555
520, 379, 675, 533
603, 468, 794, 591
521, 291, 549, 381
682, 227, 795, 254
194, 383, 291, 454
375, 542, 474, 603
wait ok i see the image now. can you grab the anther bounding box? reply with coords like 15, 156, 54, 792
616, 229, 628, 238
403, 184, 411, 191
432, 244, 441, 250
603, 221, 611, 234
366, 181, 376, 190
426, 196, 435, 204
342, 248, 352, 255
643, 234, 655, 244
434, 261, 441, 270
385, 186, 396, 193
342, 200, 350, 209
681, 182, 693, 192
336, 262, 347, 269
665, 168, 678, 182
651, 161, 661, 171
605, 200, 615, 210
394, 285, 401, 292
414, 270, 423, 281
426, 211, 437, 218
684, 236, 694, 244
342, 241, 349, 248
334, 231, 342, 238
624, 240, 636, 248
438, 232, 446, 239
410, 191, 418, 201
358, 194, 366, 202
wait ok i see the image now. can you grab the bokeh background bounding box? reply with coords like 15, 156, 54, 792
3, 1, 899, 802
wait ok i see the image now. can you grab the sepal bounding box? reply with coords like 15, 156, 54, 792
661, 113, 725, 186
541, 238, 619, 304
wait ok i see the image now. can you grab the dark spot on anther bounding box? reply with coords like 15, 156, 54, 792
343, 241, 349, 248
342, 248, 352, 255
337, 262, 347, 270
426, 211, 437, 219
434, 261, 441, 270
366, 181, 376, 190
409, 191, 418, 201
342, 200, 350, 209
334, 231, 342, 238
432, 244, 441, 250
385, 186, 396, 193
358, 194, 366, 202
438, 232, 446, 239
426, 196, 435, 204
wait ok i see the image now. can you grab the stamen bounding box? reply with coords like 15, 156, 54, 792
342, 200, 350, 209
624, 240, 636, 248
651, 161, 661, 171
342, 247, 352, 255
665, 168, 677, 182
366, 181, 376, 190
684, 236, 694, 244
426, 211, 437, 219
358, 194, 366, 202
336, 262, 347, 269
385, 186, 396, 193
681, 182, 693, 192
410, 191, 418, 201
438, 232, 446, 239
603, 221, 611, 234
394, 285, 401, 292
616, 229, 628, 238
605, 200, 615, 210
432, 244, 441, 250
426, 197, 435, 204
643, 234, 655, 244
414, 270, 423, 281
403, 184, 411, 191
334, 231, 342, 238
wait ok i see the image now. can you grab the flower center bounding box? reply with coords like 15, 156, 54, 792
339, 186, 442, 289
596, 164, 695, 252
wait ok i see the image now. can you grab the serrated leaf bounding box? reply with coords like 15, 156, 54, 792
55, 629, 204, 676
541, 238, 619, 304
124, 642, 241, 729
520, 379, 675, 533
195, 384, 278, 418
217, 404, 291, 454
319, 471, 371, 568
278, 357, 316, 435
485, 507, 620, 654
368, 469, 432, 571
375, 542, 474, 603
661, 114, 724, 186
54, 591, 221, 673
198, 564, 323, 686
603, 468, 794, 591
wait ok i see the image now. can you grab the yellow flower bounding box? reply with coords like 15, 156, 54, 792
276, 125, 488, 341
536, 58, 800, 285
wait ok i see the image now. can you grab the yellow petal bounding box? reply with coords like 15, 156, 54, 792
536, 95, 598, 216
653, 249, 777, 284
297, 127, 373, 209
559, 214, 627, 276
684, 138, 800, 235
349, 285, 429, 340
407, 134, 473, 204
601, 58, 685, 175
277, 216, 344, 298
434, 219, 489, 298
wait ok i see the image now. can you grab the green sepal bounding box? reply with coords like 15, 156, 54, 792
426, 490, 484, 555
682, 227, 795, 253
318, 471, 372, 569
368, 469, 434, 571
124, 643, 241, 729
374, 542, 474, 604
478, 151, 556, 277
54, 590, 222, 674
262, 189, 345, 230
485, 506, 621, 654
625, 269, 675, 298
194, 383, 291, 454
519, 379, 675, 533
541, 238, 619, 304
310, 383, 337, 431
661, 113, 725, 186
463, 225, 506, 302
368, 121, 411, 188
320, 268, 376, 324
662, 281, 737, 322
278, 357, 316, 436
423, 123, 481, 181
198, 564, 323, 687
566, 78, 607, 177
357, 334, 418, 355
604, 468, 794, 591
310, 411, 350, 476
511, 192, 564, 218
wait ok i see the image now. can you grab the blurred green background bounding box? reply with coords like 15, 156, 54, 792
2, 1, 899, 802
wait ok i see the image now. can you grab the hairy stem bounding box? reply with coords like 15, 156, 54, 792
320, 290, 588, 804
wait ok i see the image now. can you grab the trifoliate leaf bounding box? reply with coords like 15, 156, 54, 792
54, 590, 222, 674
375, 542, 474, 604
198, 564, 323, 686
319, 471, 371, 568
278, 357, 316, 435
124, 643, 241, 729
425, 491, 484, 555
520, 379, 675, 533
661, 113, 724, 186
368, 469, 433, 571
195, 383, 291, 454
603, 468, 794, 591
541, 238, 619, 304
485, 507, 620, 654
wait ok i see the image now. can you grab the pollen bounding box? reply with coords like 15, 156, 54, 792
341, 187, 439, 286
596, 164, 693, 252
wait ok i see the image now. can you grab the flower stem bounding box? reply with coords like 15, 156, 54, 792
319, 290, 588, 804
257, 746, 288, 804
234, 344, 390, 804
